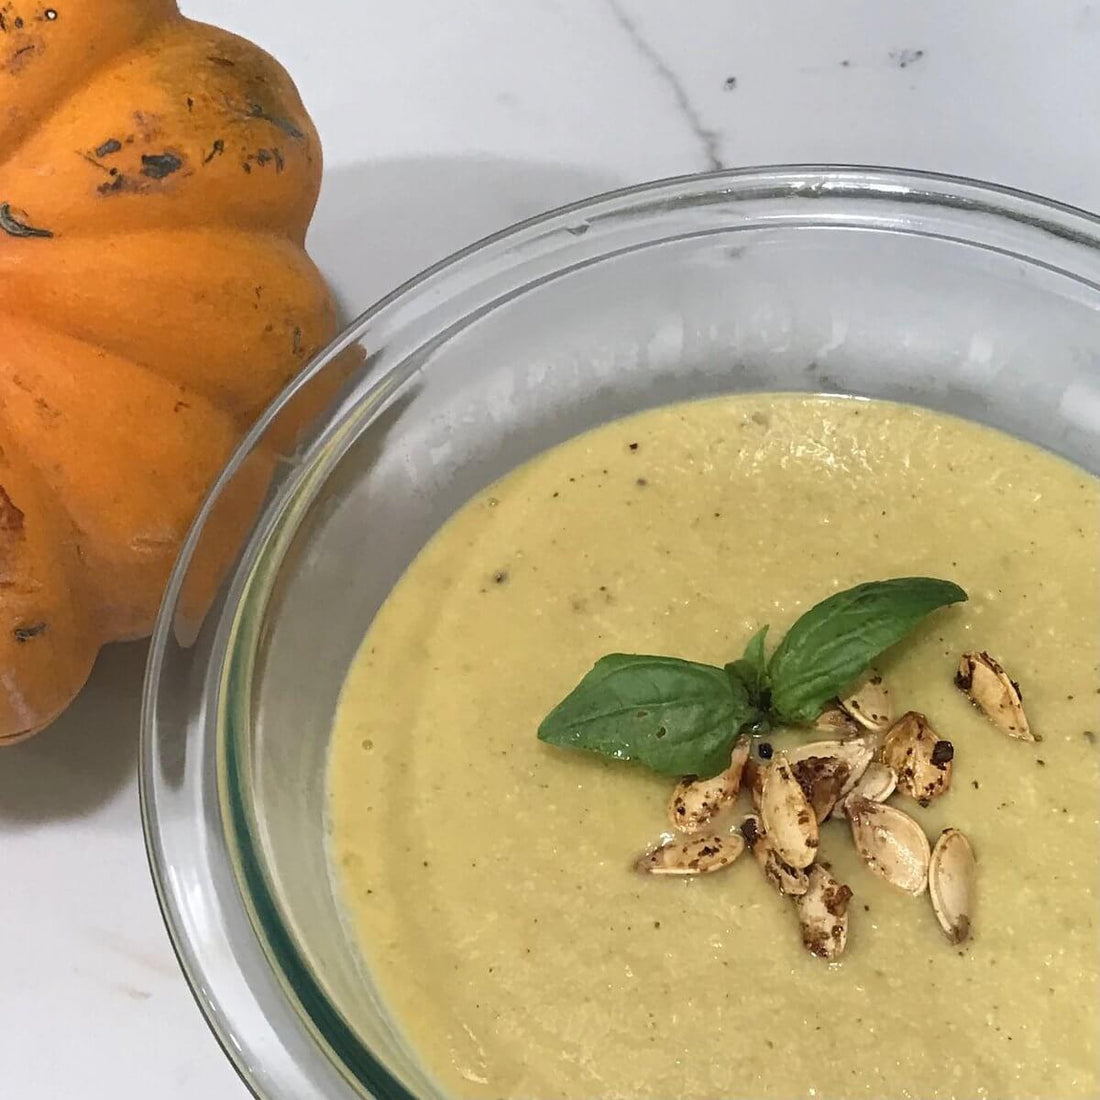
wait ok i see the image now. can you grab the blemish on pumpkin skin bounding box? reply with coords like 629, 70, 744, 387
129, 534, 179, 555
97, 175, 128, 196
202, 139, 224, 165
95, 168, 157, 197
13, 622, 46, 643
140, 152, 183, 179
243, 147, 287, 173
207, 55, 236, 67
3, 41, 36, 74
0, 578, 44, 598
132, 111, 162, 142
95, 138, 122, 157
249, 147, 286, 173
0, 202, 53, 238
244, 101, 305, 140
292, 326, 303, 356
77, 150, 111, 174
0, 487, 25, 534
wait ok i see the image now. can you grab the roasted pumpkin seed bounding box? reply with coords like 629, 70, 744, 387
839, 668, 893, 732
745, 755, 766, 812
790, 755, 851, 823
786, 737, 874, 801
929, 828, 976, 944
814, 703, 863, 738
634, 832, 745, 875
834, 761, 897, 818
846, 796, 930, 895
796, 864, 852, 960
955, 651, 1033, 740
760, 753, 819, 869
879, 711, 954, 806
740, 813, 809, 897
668, 738, 751, 832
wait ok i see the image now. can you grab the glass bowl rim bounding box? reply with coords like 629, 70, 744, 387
139, 163, 1100, 1100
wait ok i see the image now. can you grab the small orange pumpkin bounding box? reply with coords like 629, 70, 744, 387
0, 0, 338, 741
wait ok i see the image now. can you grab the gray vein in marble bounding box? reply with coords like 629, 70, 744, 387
602, 0, 725, 171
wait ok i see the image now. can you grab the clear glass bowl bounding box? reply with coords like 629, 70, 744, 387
140, 166, 1100, 1100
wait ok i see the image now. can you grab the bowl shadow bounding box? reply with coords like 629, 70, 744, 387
308, 154, 623, 320
0, 641, 147, 823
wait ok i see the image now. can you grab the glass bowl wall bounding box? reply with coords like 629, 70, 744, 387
141, 167, 1100, 1100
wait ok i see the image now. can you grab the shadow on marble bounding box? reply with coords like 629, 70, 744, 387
0, 641, 147, 823
308, 154, 623, 320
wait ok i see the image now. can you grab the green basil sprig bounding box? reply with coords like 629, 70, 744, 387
538, 577, 966, 777
725, 625, 769, 700
536, 655, 753, 777
767, 578, 967, 723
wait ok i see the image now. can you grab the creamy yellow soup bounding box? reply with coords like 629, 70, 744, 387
328, 395, 1099, 1100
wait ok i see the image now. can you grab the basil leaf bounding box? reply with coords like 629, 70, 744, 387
726, 625, 770, 701
538, 654, 752, 777
768, 578, 967, 724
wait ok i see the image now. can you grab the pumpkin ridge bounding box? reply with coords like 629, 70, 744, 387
0, 14, 320, 242
0, 227, 335, 421
0, 308, 256, 428
0, 3, 181, 173
0, 318, 248, 638
0, 426, 100, 740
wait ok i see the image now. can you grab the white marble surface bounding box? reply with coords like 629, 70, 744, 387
2, 1, 1097, 1096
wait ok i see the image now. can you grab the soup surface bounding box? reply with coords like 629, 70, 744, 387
329, 395, 1099, 1100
